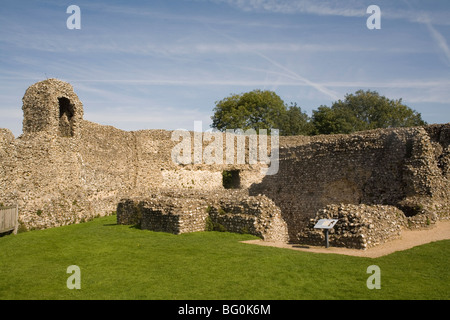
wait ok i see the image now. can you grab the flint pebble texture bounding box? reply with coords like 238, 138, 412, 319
0, 79, 449, 249
117, 189, 288, 242
298, 204, 408, 249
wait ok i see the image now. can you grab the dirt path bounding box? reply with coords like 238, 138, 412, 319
242, 220, 450, 258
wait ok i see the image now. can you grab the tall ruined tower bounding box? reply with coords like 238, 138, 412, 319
22, 79, 83, 137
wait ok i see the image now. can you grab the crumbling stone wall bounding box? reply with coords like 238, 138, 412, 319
0, 129, 17, 207
207, 191, 288, 242
298, 204, 408, 249
117, 189, 288, 242
0, 79, 449, 250
117, 191, 210, 234
22, 79, 83, 138
252, 126, 450, 241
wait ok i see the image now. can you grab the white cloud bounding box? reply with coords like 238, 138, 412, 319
211, 0, 364, 17
211, 0, 450, 26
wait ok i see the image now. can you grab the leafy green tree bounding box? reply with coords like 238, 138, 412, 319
311, 90, 426, 135
211, 90, 311, 136
211, 89, 285, 133
278, 103, 314, 136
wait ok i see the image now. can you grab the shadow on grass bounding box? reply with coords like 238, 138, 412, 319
103, 222, 143, 230
128, 224, 141, 230
0, 230, 14, 237
292, 245, 311, 249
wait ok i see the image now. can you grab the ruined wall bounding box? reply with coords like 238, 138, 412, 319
251, 125, 450, 241
298, 204, 408, 249
207, 191, 288, 242
0, 129, 17, 207
13, 131, 85, 229
116, 189, 288, 242
0, 121, 137, 229
0, 79, 449, 248
0, 79, 266, 230
22, 79, 83, 138
130, 129, 266, 193
77, 121, 136, 213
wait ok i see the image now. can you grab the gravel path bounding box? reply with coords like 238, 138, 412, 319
242, 220, 450, 258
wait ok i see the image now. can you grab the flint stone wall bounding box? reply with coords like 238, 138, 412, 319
298, 204, 408, 249
117, 189, 289, 242
22, 79, 83, 138
117, 193, 208, 234
251, 124, 450, 241
0, 79, 449, 250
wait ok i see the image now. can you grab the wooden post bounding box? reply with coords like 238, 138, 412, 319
14, 204, 19, 235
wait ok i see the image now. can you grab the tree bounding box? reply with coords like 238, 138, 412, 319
211, 89, 311, 136
278, 103, 314, 136
211, 89, 285, 133
310, 105, 355, 135
311, 90, 426, 135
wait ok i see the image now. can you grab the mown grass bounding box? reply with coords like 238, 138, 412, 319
0, 215, 448, 300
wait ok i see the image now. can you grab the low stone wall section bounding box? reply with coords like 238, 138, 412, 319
298, 204, 408, 249
117, 189, 288, 242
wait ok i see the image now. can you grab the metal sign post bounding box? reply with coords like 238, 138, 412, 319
313, 219, 338, 248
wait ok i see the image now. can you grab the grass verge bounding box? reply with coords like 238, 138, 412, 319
0, 215, 448, 300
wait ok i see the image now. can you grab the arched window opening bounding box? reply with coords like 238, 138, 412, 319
58, 97, 75, 137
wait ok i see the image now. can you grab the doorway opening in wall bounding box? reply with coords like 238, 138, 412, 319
58, 97, 74, 137
222, 170, 240, 189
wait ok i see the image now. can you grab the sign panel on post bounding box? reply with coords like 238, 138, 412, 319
314, 219, 338, 230
313, 219, 338, 248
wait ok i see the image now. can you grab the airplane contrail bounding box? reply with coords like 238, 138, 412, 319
205, 24, 340, 101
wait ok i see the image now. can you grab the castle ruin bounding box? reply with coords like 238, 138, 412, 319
0, 79, 449, 249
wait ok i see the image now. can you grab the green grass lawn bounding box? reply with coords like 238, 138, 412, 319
0, 215, 448, 300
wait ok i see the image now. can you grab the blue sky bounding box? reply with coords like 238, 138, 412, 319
1, 0, 449, 137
